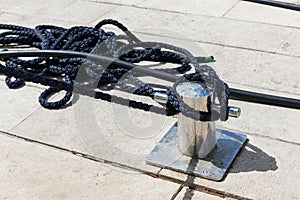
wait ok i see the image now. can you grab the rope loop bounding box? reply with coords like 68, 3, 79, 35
0, 19, 229, 121
39, 76, 73, 109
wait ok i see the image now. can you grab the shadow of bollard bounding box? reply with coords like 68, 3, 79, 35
229, 141, 278, 173
182, 157, 198, 200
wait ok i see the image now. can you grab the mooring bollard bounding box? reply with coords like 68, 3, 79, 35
175, 82, 216, 158
148, 82, 246, 181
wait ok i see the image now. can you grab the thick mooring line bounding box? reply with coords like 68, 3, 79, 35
1, 50, 300, 110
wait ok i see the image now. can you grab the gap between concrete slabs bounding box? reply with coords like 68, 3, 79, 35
0, 130, 253, 200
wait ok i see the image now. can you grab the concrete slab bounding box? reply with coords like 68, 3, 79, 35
213, 46, 300, 95
159, 134, 300, 200
0, 12, 83, 27
220, 92, 300, 144
8, 100, 86, 152
276, 29, 300, 57
0, 0, 75, 17
224, 1, 300, 28
0, 133, 180, 199
89, 0, 144, 6
0, 0, 117, 25
138, 0, 239, 17
9, 93, 175, 173
94, 5, 293, 53
49, 1, 118, 24
0, 81, 42, 132
175, 187, 232, 200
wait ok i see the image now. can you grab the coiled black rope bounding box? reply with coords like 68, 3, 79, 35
0, 19, 229, 121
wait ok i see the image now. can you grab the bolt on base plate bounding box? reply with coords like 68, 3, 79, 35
146, 123, 247, 181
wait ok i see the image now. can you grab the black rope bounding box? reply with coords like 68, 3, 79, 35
0, 19, 228, 121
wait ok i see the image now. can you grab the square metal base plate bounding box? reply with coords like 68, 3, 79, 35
146, 123, 247, 181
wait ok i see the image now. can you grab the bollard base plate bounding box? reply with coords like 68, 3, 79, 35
146, 123, 247, 181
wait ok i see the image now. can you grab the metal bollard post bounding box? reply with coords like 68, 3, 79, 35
148, 81, 246, 181
176, 82, 216, 158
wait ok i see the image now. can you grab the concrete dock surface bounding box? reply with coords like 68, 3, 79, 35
0, 0, 299, 199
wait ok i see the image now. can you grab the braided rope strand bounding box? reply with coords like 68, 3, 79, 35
0, 19, 229, 121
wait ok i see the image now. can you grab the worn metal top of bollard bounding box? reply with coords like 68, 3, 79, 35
176, 82, 211, 99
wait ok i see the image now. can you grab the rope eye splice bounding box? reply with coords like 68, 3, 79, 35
0, 19, 236, 122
